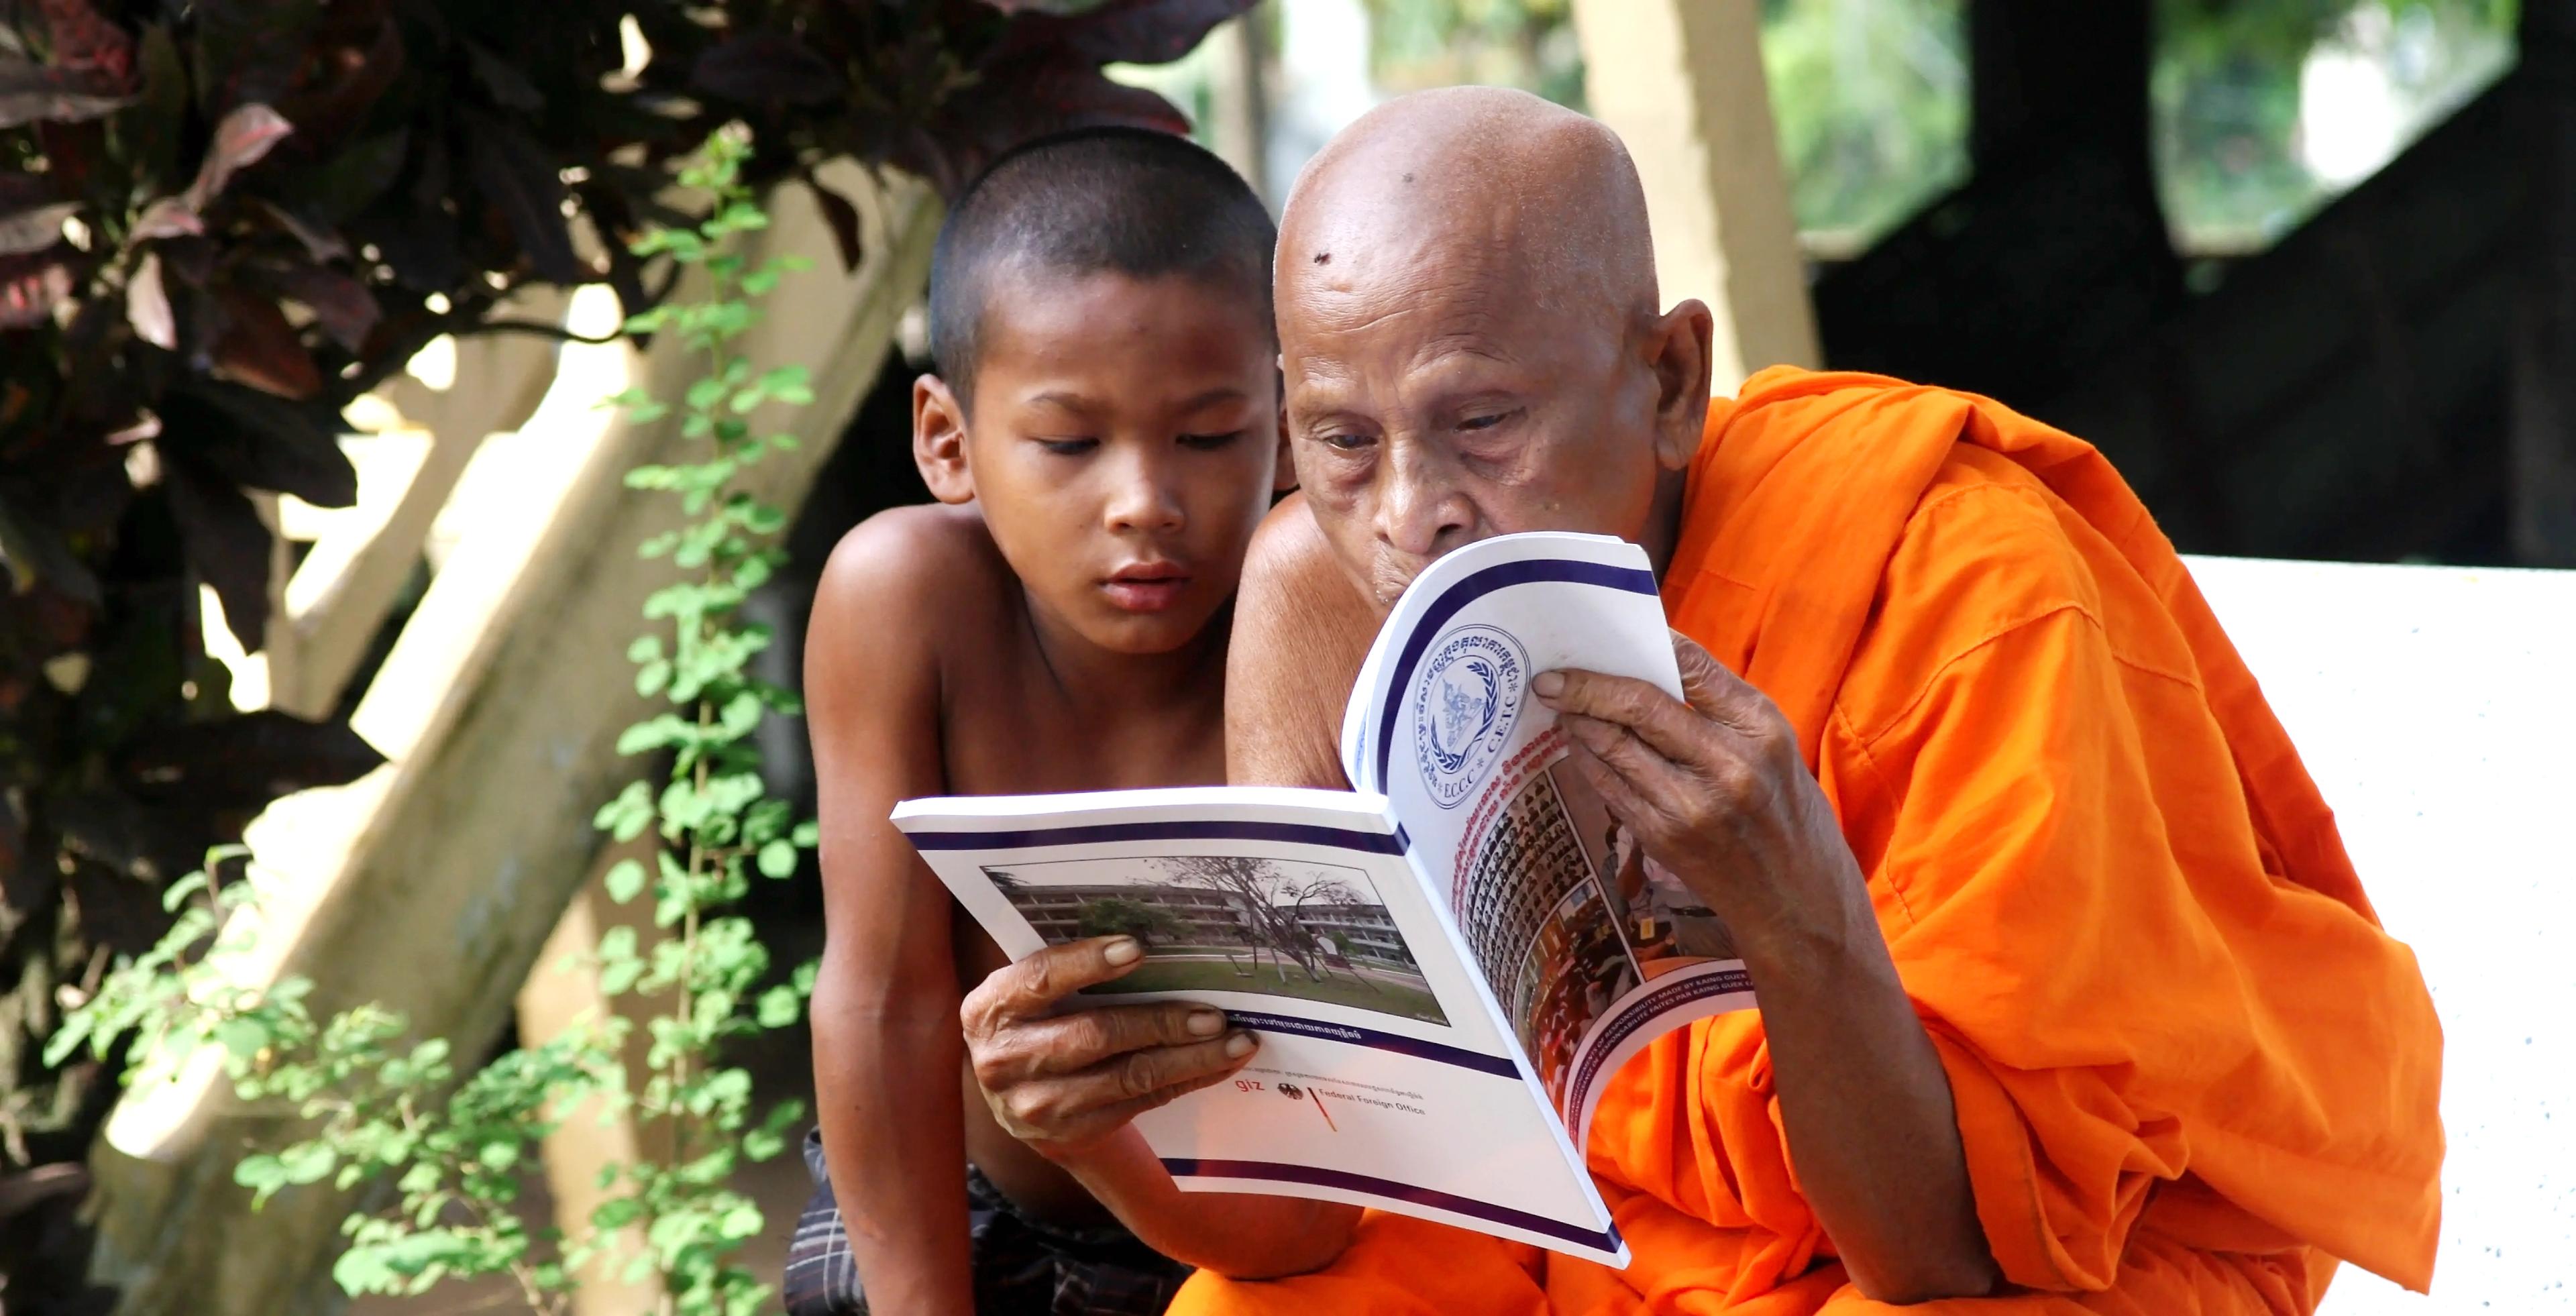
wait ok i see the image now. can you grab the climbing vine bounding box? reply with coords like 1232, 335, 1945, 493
54, 129, 822, 1315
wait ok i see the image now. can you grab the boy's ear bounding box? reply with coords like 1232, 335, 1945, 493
912, 374, 975, 505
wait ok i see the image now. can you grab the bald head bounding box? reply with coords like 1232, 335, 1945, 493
1280, 87, 1659, 329
1271, 87, 1713, 606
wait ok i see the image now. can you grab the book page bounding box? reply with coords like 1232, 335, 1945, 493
892, 787, 1629, 1264
1350, 533, 1760, 1144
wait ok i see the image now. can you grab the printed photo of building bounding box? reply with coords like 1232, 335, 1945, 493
984, 855, 1446, 1026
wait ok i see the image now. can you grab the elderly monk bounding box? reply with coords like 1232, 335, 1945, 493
950, 86, 2445, 1313
1168, 86, 2440, 1313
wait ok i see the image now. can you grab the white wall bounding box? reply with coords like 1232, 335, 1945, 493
2187, 555, 2576, 1313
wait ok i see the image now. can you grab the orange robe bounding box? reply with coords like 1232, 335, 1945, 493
1171, 368, 2444, 1315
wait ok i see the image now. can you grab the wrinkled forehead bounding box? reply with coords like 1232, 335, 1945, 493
1277, 199, 1621, 380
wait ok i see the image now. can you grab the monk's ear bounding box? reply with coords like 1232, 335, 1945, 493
1271, 365, 1299, 494
1642, 298, 1716, 473
913, 374, 976, 505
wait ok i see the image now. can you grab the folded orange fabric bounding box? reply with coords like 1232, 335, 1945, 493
1173, 368, 2443, 1314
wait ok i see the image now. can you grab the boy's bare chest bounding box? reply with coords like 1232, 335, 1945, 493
939, 662, 1227, 797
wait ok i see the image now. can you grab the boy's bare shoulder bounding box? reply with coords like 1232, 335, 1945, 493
810, 503, 1015, 655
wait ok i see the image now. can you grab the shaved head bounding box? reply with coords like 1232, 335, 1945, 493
1272, 87, 1713, 606
1281, 86, 1659, 331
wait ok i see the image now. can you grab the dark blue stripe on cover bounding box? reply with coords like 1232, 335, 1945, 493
1163, 1158, 1623, 1254
906, 819, 1403, 854
1224, 1011, 1521, 1078
1373, 559, 1662, 787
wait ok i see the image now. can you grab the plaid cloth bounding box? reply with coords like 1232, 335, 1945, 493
784, 1129, 1191, 1316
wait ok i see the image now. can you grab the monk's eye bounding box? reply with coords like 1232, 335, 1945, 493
1035, 437, 1098, 456
1179, 430, 1246, 451
1458, 409, 1521, 433
1314, 431, 1374, 451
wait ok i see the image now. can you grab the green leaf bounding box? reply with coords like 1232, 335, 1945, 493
635, 659, 670, 698
626, 635, 664, 663
160, 869, 211, 912
235, 1153, 290, 1204
684, 376, 727, 412
756, 840, 797, 879
478, 1141, 520, 1172
279, 1142, 337, 1185
755, 985, 800, 1028
792, 819, 820, 848
216, 1016, 270, 1058
604, 859, 647, 903
792, 960, 819, 995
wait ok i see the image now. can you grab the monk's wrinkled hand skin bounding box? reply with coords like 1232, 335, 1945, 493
1536, 631, 1870, 957
961, 936, 1259, 1159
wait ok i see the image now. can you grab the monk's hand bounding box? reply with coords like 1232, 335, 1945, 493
960, 936, 1260, 1160
1534, 632, 1871, 961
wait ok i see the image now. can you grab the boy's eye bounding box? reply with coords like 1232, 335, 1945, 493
1036, 437, 1098, 456
1180, 430, 1246, 450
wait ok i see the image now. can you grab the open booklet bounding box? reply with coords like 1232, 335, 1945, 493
892, 532, 1758, 1267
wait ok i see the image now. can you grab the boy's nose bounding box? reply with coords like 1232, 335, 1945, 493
1104, 458, 1185, 534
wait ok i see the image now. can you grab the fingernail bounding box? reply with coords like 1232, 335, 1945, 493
1188, 1010, 1225, 1036
1104, 938, 1142, 966
1224, 1032, 1256, 1057
1533, 672, 1564, 698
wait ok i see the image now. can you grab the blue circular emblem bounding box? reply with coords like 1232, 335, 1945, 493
1412, 624, 1527, 809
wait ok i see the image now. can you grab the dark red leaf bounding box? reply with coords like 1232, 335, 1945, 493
209, 287, 322, 399
460, 107, 584, 284
0, 250, 72, 329
0, 201, 77, 256
806, 174, 865, 272
252, 260, 377, 352
463, 39, 542, 111
693, 30, 847, 106
346, 203, 462, 292
66, 842, 180, 943
117, 708, 386, 809
900, 58, 1189, 195
0, 56, 133, 127
39, 0, 136, 84
273, 126, 408, 227
157, 380, 357, 506
277, 13, 405, 152
0, 490, 103, 605
192, 0, 327, 115
182, 102, 293, 210
1020, 0, 1255, 68
0, 1165, 87, 1221
255, 199, 348, 263
124, 250, 175, 348
129, 195, 202, 240
160, 458, 272, 651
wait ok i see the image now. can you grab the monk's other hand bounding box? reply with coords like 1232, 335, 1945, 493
960, 936, 1260, 1160
1534, 632, 1872, 962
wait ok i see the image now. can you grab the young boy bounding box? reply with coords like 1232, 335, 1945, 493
788, 129, 1290, 1315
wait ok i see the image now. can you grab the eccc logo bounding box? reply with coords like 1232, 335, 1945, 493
1412, 624, 1527, 809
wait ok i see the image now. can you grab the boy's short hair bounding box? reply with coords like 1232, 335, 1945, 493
927, 127, 1278, 410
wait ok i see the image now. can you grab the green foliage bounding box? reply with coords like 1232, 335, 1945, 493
1076, 895, 1187, 945
1363, 0, 1586, 109
56, 131, 829, 1315
0, 0, 1252, 1212
1758, 0, 1970, 249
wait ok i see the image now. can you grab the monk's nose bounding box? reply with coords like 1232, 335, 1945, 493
1377, 452, 1471, 557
